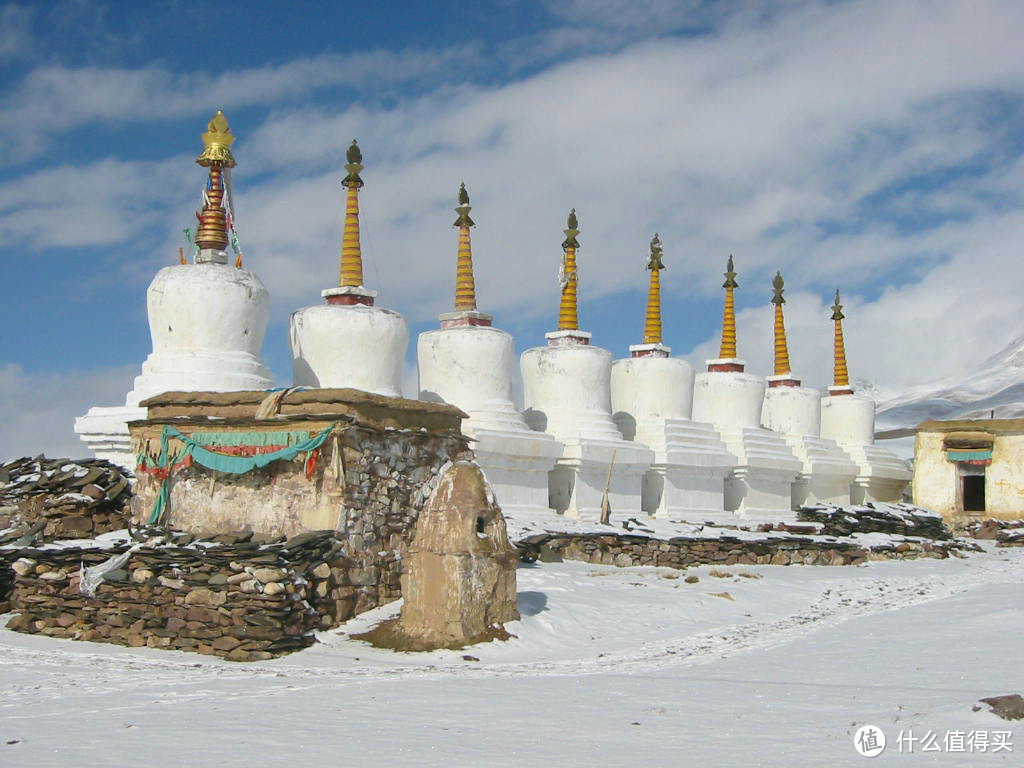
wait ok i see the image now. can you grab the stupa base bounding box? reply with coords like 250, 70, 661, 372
74, 405, 148, 469
469, 427, 564, 516
548, 438, 653, 521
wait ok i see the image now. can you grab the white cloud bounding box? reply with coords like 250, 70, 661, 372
0, 3, 32, 59
0, 364, 137, 461
4, 0, 1024, 421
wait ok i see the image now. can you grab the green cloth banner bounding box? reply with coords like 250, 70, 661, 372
185, 430, 313, 448
146, 423, 336, 525
946, 449, 992, 462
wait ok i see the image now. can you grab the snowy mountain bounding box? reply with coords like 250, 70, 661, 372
877, 334, 1024, 431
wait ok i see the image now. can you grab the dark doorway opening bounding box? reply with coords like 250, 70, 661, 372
963, 474, 986, 512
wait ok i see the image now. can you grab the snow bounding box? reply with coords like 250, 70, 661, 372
1, 544, 1022, 765
878, 333, 1024, 430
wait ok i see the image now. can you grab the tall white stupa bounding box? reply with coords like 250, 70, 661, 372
417, 184, 562, 514
610, 235, 734, 520
760, 273, 858, 506
819, 291, 911, 503
75, 111, 272, 468
691, 256, 802, 519
520, 211, 653, 519
289, 141, 408, 396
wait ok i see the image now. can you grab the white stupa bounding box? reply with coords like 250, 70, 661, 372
289, 141, 408, 396
760, 274, 858, 507
691, 256, 802, 520
417, 184, 562, 514
75, 111, 272, 468
520, 211, 653, 520
610, 235, 734, 520
818, 291, 912, 503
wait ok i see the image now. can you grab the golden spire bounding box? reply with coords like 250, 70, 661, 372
642, 233, 665, 344
557, 209, 580, 331
194, 110, 236, 252
718, 255, 738, 359
831, 289, 851, 391
339, 140, 365, 288
771, 271, 791, 377
453, 183, 477, 311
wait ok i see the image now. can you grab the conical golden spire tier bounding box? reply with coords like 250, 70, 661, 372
829, 289, 853, 395
454, 183, 477, 311
340, 140, 364, 288
719, 255, 738, 359
324, 140, 375, 306
631, 234, 670, 358
768, 271, 799, 387
547, 209, 590, 346
557, 209, 581, 332
440, 183, 492, 328
706, 255, 745, 371
643, 234, 664, 345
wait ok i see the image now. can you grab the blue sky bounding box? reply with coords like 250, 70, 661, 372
2, 0, 1024, 458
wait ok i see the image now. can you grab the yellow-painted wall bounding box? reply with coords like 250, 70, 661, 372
914, 428, 1024, 523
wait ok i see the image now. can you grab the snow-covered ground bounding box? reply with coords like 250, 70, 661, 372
2, 545, 1022, 766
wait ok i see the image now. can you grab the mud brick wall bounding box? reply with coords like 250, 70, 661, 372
519, 531, 966, 570
2, 530, 395, 661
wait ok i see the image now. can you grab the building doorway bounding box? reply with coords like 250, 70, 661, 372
962, 473, 985, 513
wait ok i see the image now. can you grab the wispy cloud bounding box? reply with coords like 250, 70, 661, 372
0, 3, 33, 60
4, 0, 1024, 455
0, 363, 137, 461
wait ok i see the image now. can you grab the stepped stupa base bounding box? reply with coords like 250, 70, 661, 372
717, 426, 802, 521
468, 426, 563, 516
549, 438, 652, 520
783, 435, 859, 507
644, 465, 732, 521
629, 418, 735, 520
840, 443, 912, 503
74, 405, 147, 469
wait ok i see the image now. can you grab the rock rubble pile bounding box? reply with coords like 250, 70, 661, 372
0, 456, 131, 539
796, 502, 951, 540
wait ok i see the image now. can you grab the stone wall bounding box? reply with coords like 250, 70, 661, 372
0, 457, 131, 539
796, 502, 951, 539
1, 529, 386, 661
517, 530, 968, 570
132, 422, 472, 612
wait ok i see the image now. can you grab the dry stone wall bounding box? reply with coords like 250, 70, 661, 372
517, 530, 969, 570
0, 457, 131, 539
796, 502, 951, 540
1, 529, 377, 661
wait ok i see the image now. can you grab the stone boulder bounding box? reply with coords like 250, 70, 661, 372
395, 462, 519, 649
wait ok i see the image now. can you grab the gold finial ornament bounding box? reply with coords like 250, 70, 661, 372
453, 182, 477, 311
831, 289, 850, 390
339, 139, 365, 287
771, 271, 792, 377
642, 233, 665, 345
194, 110, 236, 252
342, 139, 364, 188
718, 255, 738, 359
196, 110, 237, 168
558, 208, 581, 331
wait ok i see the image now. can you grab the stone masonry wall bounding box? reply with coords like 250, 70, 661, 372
1, 530, 384, 661
518, 531, 968, 570
1, 457, 131, 539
